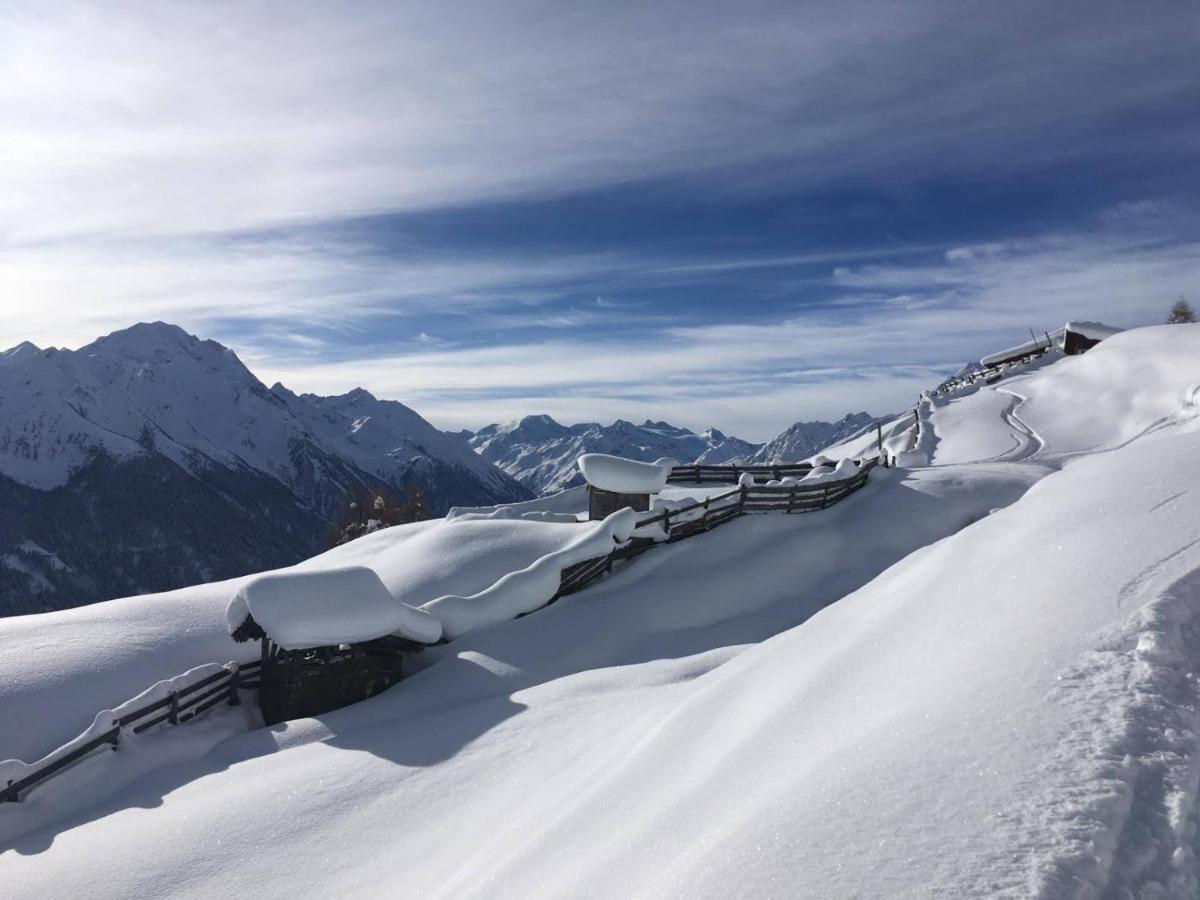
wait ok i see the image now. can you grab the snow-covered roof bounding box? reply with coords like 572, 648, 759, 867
1064, 320, 1123, 341
577, 454, 677, 494
980, 331, 1062, 367
226, 566, 442, 649
980, 321, 1122, 367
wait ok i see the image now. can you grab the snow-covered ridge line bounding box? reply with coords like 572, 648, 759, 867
0, 659, 260, 804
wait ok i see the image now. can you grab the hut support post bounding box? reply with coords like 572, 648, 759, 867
227, 665, 241, 706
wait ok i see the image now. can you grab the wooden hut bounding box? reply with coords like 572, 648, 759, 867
578, 453, 677, 521
226, 566, 442, 725
1062, 321, 1123, 355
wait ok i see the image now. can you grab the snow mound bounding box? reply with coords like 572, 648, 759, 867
1015, 324, 1200, 456
227, 567, 443, 649
577, 454, 677, 494
422, 508, 638, 640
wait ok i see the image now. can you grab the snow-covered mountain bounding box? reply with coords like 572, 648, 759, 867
0, 322, 530, 614
748, 411, 879, 463
469, 415, 761, 494
6, 324, 1200, 896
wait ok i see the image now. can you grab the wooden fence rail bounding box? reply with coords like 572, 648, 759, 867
550, 457, 878, 607
1, 659, 261, 804
666, 462, 816, 484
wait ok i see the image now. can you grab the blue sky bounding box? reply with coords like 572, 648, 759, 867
2, 1, 1199, 440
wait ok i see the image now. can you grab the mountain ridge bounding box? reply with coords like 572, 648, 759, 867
0, 322, 531, 613
468, 414, 763, 495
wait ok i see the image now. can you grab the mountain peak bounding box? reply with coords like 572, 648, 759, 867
1, 340, 41, 360
104, 321, 197, 345
519, 414, 562, 427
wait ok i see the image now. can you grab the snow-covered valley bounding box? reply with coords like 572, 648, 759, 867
3, 324, 1200, 898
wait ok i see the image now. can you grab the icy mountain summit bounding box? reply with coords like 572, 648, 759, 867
748, 411, 880, 464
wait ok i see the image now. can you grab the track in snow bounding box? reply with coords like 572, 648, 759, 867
995, 388, 1044, 462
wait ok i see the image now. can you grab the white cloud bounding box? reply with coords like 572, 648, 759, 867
1, 2, 1195, 245
945, 242, 1009, 263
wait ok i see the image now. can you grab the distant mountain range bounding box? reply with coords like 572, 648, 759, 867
746, 412, 879, 464
466, 411, 883, 495
0, 323, 530, 614
469, 416, 761, 495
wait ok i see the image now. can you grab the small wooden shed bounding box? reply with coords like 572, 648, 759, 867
577, 454, 677, 521
226, 566, 442, 725
1062, 321, 1123, 356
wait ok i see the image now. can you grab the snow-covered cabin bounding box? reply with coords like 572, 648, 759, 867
1061, 321, 1123, 355
226, 567, 442, 724
577, 454, 678, 520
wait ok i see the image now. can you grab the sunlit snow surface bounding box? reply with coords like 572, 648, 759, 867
3, 324, 1200, 898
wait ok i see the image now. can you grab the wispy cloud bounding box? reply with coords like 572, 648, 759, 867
249, 225, 1200, 438
2, 2, 1197, 439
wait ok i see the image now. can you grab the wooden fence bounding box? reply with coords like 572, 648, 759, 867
935, 344, 1054, 396
550, 457, 878, 606
6, 457, 880, 805
1, 659, 261, 804
666, 462, 815, 484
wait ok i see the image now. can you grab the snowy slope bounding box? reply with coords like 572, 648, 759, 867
470, 415, 759, 494
0, 323, 530, 613
4, 323, 1200, 898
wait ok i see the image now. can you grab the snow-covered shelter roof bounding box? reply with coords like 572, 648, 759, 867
577, 454, 677, 494
226, 566, 442, 650
980, 321, 1123, 368
980, 331, 1062, 368
1064, 321, 1123, 341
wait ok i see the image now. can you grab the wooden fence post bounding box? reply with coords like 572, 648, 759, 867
227, 666, 241, 706
786, 487, 796, 514
820, 484, 830, 509
168, 691, 179, 725
738, 485, 747, 515
701, 496, 710, 530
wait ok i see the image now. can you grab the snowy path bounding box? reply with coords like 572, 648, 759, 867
995, 387, 1044, 462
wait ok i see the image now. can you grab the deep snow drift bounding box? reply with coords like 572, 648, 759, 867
227, 567, 443, 648
3, 324, 1200, 899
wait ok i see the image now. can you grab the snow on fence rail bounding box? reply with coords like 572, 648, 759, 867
665, 462, 815, 483
543, 457, 879, 609
0, 659, 261, 804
